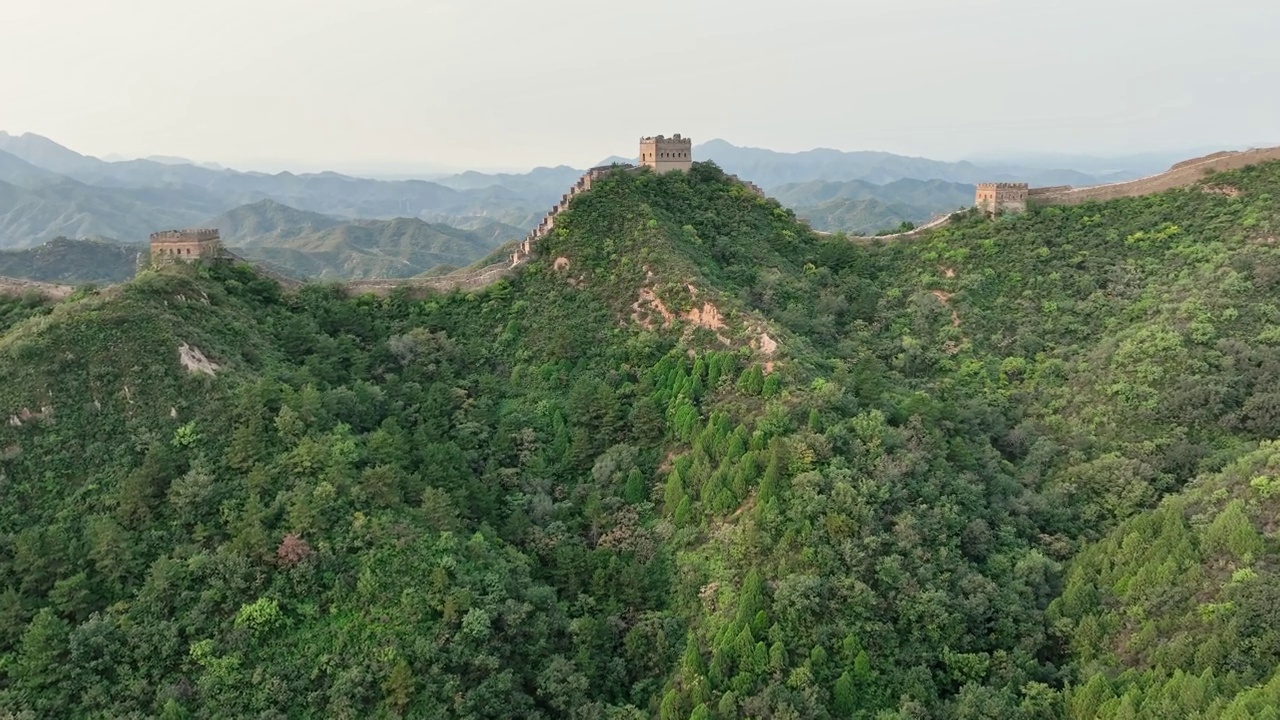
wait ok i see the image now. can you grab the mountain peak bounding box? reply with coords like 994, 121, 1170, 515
0, 130, 101, 175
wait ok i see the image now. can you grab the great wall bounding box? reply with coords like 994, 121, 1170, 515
2, 137, 1279, 301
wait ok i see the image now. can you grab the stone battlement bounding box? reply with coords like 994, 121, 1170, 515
727, 174, 765, 198
509, 163, 636, 267
639, 134, 691, 144
150, 228, 221, 264
150, 229, 220, 242
975, 183, 1028, 214
1028, 186, 1072, 196
976, 182, 1030, 190
640, 133, 693, 174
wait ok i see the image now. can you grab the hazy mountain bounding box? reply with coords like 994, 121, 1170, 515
210, 200, 344, 245
446, 217, 527, 246
772, 177, 973, 208
0, 237, 141, 283
694, 138, 1136, 188
0, 134, 556, 250
0, 133, 535, 222
424, 210, 541, 234
0, 130, 1172, 252
435, 164, 582, 195
0, 131, 104, 176
0, 150, 68, 188
963, 146, 1273, 176
771, 178, 975, 233
0, 176, 214, 248
799, 197, 918, 234
210, 200, 508, 279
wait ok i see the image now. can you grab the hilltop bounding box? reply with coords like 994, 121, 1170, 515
3, 159, 1280, 717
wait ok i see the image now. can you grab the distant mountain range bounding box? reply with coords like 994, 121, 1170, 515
691, 139, 1136, 189
210, 200, 517, 279
0, 132, 555, 251
0, 196, 523, 284
769, 178, 976, 234
0, 130, 1186, 259
0, 237, 141, 284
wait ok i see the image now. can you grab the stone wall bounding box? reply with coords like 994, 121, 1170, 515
975, 183, 1029, 214
342, 262, 511, 297
220, 249, 304, 289
151, 229, 222, 264
727, 174, 765, 197
508, 164, 630, 267
1031, 146, 1280, 205
814, 211, 957, 243
1027, 186, 1072, 198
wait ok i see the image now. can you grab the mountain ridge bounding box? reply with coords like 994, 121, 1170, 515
208, 200, 513, 279
0, 131, 1165, 250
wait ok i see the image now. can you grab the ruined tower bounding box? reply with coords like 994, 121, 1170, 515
150, 229, 221, 264
640, 134, 693, 174
974, 183, 1029, 215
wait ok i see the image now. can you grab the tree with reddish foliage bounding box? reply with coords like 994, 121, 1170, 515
276, 533, 313, 567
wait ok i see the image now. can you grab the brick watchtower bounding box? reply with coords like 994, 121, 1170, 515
640, 134, 693, 174
975, 183, 1028, 215
150, 229, 221, 264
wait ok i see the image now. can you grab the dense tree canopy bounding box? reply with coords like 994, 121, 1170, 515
2, 161, 1280, 718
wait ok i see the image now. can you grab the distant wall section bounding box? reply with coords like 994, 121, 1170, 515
1029, 146, 1280, 205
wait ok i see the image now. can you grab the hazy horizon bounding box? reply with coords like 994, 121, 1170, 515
9, 128, 1270, 179
4, 0, 1277, 174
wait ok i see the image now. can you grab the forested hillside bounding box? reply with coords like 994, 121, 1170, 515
211, 200, 515, 280
2, 161, 1280, 718
770, 178, 974, 234
0, 237, 140, 283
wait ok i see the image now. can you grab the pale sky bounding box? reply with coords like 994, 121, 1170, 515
3, 0, 1277, 173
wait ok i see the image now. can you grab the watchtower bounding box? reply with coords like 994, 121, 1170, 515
975, 183, 1028, 215
640, 134, 693, 174
150, 229, 221, 264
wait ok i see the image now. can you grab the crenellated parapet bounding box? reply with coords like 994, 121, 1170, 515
727, 174, 765, 198
151, 229, 220, 242
509, 163, 635, 267
974, 182, 1029, 214
640, 133, 693, 174
150, 228, 222, 264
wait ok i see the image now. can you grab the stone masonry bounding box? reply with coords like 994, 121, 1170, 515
509, 164, 631, 267
640, 134, 693, 174
508, 134, 742, 268
1022, 146, 1280, 206
974, 183, 1029, 215
150, 229, 221, 264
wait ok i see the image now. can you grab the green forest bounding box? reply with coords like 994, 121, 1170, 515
2, 160, 1280, 718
